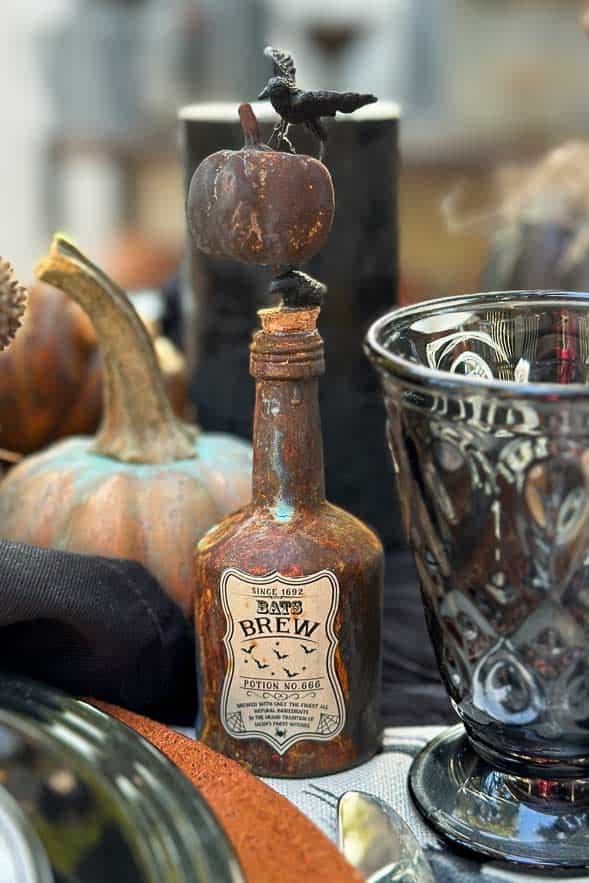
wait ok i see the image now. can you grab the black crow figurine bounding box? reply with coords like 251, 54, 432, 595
258, 46, 377, 162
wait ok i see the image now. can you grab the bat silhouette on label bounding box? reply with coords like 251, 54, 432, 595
300, 644, 316, 655
284, 668, 300, 679
275, 728, 287, 738
273, 649, 288, 660
259, 46, 378, 161
254, 658, 269, 670
242, 645, 255, 655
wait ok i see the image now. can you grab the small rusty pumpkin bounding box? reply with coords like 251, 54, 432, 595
0, 281, 101, 454
0, 235, 252, 617
187, 103, 335, 266
0, 279, 189, 457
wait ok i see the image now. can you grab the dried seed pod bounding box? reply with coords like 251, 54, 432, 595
0, 260, 26, 351
187, 104, 335, 267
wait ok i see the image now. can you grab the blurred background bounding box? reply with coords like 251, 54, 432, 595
3, 0, 589, 546
3, 0, 589, 298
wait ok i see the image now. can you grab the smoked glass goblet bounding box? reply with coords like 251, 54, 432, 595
366, 291, 589, 869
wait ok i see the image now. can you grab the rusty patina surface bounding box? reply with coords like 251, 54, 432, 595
195, 307, 383, 777
187, 104, 335, 267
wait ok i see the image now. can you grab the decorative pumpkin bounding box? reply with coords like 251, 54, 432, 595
0, 280, 189, 456
0, 281, 101, 454
0, 235, 252, 617
187, 103, 335, 266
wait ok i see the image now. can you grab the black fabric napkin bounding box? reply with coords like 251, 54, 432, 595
0, 539, 453, 728
0, 540, 197, 725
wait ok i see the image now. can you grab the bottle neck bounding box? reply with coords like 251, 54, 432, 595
250, 308, 326, 518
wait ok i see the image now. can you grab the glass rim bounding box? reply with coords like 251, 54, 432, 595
365, 289, 589, 401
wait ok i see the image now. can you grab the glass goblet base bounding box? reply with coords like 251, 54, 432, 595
409, 724, 589, 870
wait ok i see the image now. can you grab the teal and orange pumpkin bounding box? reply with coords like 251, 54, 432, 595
0, 236, 251, 616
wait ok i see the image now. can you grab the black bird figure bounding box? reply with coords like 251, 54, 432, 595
258, 46, 377, 161
283, 668, 300, 679
269, 269, 326, 309
300, 644, 316, 655
273, 649, 288, 660
254, 658, 269, 670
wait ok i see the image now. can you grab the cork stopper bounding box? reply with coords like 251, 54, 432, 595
258, 306, 320, 334
250, 306, 324, 380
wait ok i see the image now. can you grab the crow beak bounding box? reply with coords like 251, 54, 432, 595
258, 85, 271, 100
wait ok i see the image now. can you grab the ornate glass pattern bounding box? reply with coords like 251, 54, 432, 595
366, 291, 589, 867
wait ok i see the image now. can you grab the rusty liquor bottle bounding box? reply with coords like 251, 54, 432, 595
195, 300, 384, 777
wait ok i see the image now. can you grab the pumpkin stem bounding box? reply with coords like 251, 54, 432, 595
239, 103, 261, 147
35, 235, 197, 464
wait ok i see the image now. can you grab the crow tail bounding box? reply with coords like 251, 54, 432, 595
339, 93, 378, 113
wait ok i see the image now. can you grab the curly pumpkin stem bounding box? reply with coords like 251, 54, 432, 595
35, 235, 197, 464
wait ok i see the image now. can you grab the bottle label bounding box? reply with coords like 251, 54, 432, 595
219, 568, 346, 755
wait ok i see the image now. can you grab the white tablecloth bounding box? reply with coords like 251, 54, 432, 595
176, 723, 589, 881
263, 727, 589, 883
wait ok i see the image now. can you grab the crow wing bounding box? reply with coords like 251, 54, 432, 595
264, 46, 296, 86
295, 90, 377, 118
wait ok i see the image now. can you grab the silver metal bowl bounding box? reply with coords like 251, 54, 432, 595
366, 291, 589, 868
0, 675, 243, 883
